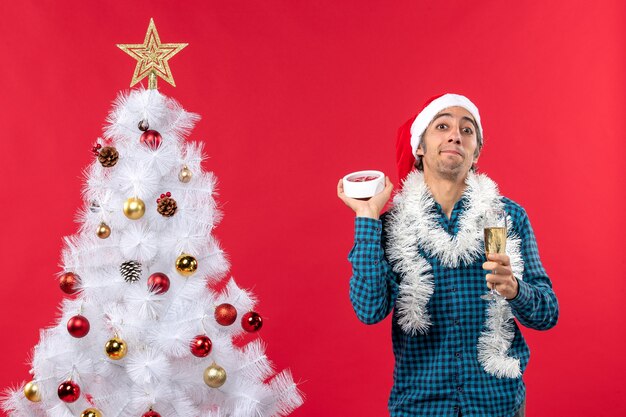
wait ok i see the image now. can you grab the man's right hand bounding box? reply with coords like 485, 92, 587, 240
337, 176, 394, 219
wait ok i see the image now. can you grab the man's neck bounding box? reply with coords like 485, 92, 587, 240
423, 171, 468, 219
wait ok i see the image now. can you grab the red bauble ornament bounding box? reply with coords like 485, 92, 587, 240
147, 272, 170, 294
241, 311, 263, 332
190, 335, 212, 357
139, 130, 162, 149
67, 315, 90, 338
214, 303, 237, 326
142, 410, 161, 417
57, 380, 81, 403
59, 272, 79, 295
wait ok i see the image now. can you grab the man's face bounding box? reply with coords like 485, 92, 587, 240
417, 106, 480, 180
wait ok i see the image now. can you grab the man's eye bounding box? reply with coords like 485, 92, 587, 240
462, 127, 473, 134
436, 124, 447, 130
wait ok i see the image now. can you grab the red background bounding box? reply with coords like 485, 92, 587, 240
1, 1, 624, 416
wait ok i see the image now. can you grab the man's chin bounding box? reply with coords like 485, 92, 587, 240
436, 163, 469, 179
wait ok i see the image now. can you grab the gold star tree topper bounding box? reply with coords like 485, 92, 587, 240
117, 18, 188, 89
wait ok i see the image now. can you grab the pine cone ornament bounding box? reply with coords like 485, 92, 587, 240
157, 192, 177, 217
97, 146, 119, 168
120, 260, 142, 283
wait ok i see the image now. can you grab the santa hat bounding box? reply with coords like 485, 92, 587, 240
396, 93, 483, 182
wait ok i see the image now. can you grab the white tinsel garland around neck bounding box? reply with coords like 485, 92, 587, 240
385, 170, 524, 378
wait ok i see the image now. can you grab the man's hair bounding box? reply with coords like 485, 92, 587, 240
414, 127, 483, 172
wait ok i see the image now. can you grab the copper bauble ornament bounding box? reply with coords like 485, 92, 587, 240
57, 380, 80, 403
214, 303, 237, 326
190, 335, 212, 357
241, 311, 263, 332
175, 254, 197, 277
140, 130, 162, 149
142, 410, 161, 417
59, 272, 80, 295
67, 315, 90, 338
96, 222, 111, 239
105, 336, 127, 360
23, 381, 41, 402
178, 165, 192, 183
147, 272, 170, 294
203, 363, 227, 388
81, 408, 103, 417
123, 197, 146, 220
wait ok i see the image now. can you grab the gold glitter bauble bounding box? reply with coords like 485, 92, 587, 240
175, 254, 198, 277
105, 337, 127, 360
178, 166, 192, 183
123, 197, 146, 220
23, 380, 41, 402
81, 408, 103, 417
96, 223, 111, 239
203, 363, 227, 388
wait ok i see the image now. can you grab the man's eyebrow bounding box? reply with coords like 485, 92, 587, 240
432, 113, 452, 121
432, 113, 477, 128
462, 116, 477, 128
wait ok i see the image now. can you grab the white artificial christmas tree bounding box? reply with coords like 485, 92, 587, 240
2, 21, 302, 417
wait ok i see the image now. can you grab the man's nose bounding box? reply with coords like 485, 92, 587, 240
447, 127, 462, 143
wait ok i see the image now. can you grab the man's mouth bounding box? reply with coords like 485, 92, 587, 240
440, 149, 463, 157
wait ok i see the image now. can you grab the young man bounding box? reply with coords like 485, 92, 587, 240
337, 94, 558, 417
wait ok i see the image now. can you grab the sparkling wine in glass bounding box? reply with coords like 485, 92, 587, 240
481, 209, 507, 301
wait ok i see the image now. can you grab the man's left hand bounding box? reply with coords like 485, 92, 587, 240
482, 253, 519, 300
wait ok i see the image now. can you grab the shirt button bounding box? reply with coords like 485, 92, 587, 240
451, 287, 457, 292
374, 260, 379, 265
454, 319, 460, 326
455, 352, 461, 358
457, 386, 463, 392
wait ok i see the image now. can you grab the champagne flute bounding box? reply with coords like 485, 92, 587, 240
480, 208, 507, 301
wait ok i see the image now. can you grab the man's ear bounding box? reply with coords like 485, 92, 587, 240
471, 150, 480, 171
473, 149, 480, 165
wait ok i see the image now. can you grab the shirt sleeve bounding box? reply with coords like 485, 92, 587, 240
507, 210, 559, 330
348, 216, 400, 325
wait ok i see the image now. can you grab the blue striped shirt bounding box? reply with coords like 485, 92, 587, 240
348, 196, 558, 417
